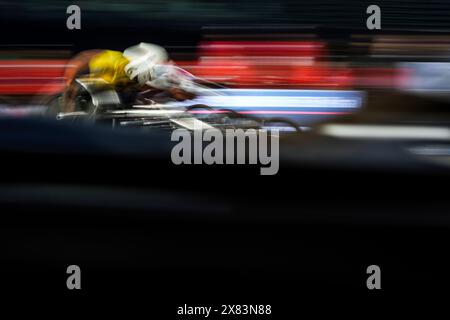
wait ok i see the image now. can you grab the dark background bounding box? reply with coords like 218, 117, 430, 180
1, 0, 450, 53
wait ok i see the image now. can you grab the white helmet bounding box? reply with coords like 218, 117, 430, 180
123, 43, 168, 85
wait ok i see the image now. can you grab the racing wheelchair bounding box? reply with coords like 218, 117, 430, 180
47, 74, 302, 134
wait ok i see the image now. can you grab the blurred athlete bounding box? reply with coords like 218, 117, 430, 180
63, 43, 198, 111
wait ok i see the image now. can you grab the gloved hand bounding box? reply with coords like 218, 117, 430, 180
146, 64, 203, 95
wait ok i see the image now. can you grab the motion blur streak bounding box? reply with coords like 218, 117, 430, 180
4, 36, 448, 97
173, 89, 362, 125
321, 125, 450, 140
190, 110, 351, 115
0, 59, 67, 94
187, 40, 352, 88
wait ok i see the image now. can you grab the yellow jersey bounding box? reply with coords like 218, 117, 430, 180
88, 50, 132, 86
